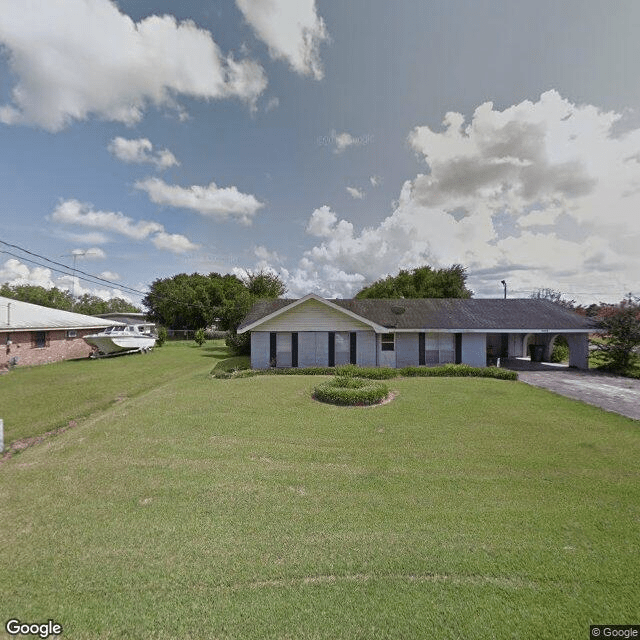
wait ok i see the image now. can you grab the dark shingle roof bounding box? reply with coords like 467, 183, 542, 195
239, 296, 596, 332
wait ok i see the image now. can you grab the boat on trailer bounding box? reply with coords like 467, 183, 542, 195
84, 323, 157, 357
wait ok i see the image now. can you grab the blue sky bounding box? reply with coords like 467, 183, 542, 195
1, 0, 639, 305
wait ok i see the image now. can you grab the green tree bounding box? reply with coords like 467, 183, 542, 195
355, 265, 472, 299
595, 295, 640, 374
0, 284, 141, 315
142, 273, 234, 330
142, 271, 286, 355
74, 294, 140, 315
530, 288, 575, 309
245, 270, 287, 299
0, 284, 74, 310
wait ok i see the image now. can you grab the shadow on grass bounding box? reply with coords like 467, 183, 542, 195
199, 344, 230, 358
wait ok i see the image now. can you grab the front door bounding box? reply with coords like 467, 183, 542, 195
377, 332, 396, 368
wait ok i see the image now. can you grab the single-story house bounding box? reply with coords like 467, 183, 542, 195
0, 296, 124, 369
238, 294, 597, 370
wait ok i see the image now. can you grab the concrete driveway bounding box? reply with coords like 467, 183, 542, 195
504, 359, 640, 421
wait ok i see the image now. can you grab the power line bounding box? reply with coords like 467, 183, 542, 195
0, 239, 145, 296
0, 239, 213, 314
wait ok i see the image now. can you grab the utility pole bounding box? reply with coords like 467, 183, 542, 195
61, 250, 88, 298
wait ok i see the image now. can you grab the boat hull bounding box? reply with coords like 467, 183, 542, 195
84, 334, 156, 355
84, 325, 157, 356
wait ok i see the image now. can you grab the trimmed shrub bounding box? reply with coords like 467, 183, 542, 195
335, 364, 398, 379
211, 365, 334, 379
313, 376, 390, 406
212, 356, 251, 375
155, 326, 167, 347
269, 366, 335, 376
399, 364, 517, 381
225, 331, 251, 356
212, 362, 517, 381
194, 328, 206, 346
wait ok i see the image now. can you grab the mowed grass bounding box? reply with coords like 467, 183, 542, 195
1, 343, 639, 639
0, 340, 228, 445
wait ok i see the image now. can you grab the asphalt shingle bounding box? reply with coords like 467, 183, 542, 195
238, 296, 596, 332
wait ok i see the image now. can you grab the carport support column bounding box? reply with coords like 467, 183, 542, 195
540, 335, 556, 362
566, 334, 590, 370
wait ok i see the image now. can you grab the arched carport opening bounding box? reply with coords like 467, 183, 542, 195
520, 332, 590, 369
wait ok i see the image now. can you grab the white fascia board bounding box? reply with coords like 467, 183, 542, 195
391, 328, 596, 334
238, 293, 385, 333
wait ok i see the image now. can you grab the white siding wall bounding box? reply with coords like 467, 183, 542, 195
356, 331, 376, 366
396, 333, 419, 367
257, 299, 371, 332
461, 333, 486, 367
567, 333, 589, 369
298, 331, 329, 367
251, 332, 270, 369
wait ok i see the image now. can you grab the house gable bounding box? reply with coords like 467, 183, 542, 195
238, 294, 381, 333
250, 297, 374, 333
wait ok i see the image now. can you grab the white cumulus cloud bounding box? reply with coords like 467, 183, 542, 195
51, 199, 199, 254
108, 137, 179, 170
277, 91, 640, 303
346, 186, 364, 200
0, 258, 130, 301
0, 259, 56, 289
0, 0, 267, 131
236, 0, 328, 80
135, 177, 264, 225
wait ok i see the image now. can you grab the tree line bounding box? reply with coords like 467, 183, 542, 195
0, 283, 141, 315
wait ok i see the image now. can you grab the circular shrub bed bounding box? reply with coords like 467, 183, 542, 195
313, 376, 390, 406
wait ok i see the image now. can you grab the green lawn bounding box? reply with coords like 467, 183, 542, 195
0, 341, 228, 445
1, 343, 639, 639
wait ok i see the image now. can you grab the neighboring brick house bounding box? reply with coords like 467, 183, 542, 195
238, 293, 597, 370
0, 296, 123, 369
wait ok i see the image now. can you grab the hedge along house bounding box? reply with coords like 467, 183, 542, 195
0, 296, 124, 369
238, 294, 597, 370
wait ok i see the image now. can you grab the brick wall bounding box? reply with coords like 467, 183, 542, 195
0, 329, 100, 368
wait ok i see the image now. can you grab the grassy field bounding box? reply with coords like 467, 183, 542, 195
0, 341, 228, 445
1, 342, 639, 639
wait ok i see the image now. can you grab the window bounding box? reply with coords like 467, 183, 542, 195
34, 331, 47, 348
381, 333, 395, 351
66, 330, 77, 338
425, 333, 454, 364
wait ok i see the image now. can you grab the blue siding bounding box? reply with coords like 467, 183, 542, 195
251, 332, 270, 369
356, 331, 376, 366
396, 333, 419, 367
298, 331, 329, 367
